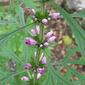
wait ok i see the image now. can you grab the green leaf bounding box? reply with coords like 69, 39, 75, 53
71, 10, 85, 18
0, 70, 26, 85
21, 0, 40, 10
0, 23, 33, 45
0, 45, 24, 65
44, 50, 72, 85
64, 64, 85, 84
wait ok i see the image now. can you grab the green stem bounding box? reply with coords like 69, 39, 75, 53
41, 0, 45, 15
33, 0, 45, 85
39, 24, 44, 42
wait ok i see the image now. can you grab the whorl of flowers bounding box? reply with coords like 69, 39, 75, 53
5, 61, 16, 72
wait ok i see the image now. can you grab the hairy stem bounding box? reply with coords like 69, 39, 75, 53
33, 0, 45, 85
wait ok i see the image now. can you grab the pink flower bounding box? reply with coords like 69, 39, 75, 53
40, 44, 43, 48
37, 68, 44, 74
48, 17, 51, 20
34, 52, 36, 57
48, 36, 56, 42
32, 16, 35, 18
42, 18, 48, 24
35, 25, 40, 35
5, 62, 9, 68
26, 37, 37, 46
37, 73, 42, 79
10, 67, 15, 72
21, 76, 29, 81
25, 64, 32, 70
42, 57, 47, 64
40, 53, 44, 61
45, 31, 53, 38
31, 29, 36, 36
34, 18, 37, 21
32, 9, 36, 15
32, 73, 42, 79
49, 13, 60, 20
12, 61, 16, 67
44, 42, 49, 47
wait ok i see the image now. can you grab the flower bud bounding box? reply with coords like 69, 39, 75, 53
42, 18, 48, 24
25, 64, 32, 70
35, 25, 40, 35
5, 62, 9, 68
26, 37, 37, 46
45, 31, 53, 38
34, 52, 36, 57
10, 67, 15, 72
40, 44, 43, 48
48, 17, 51, 20
34, 18, 37, 21
48, 36, 56, 42
37, 73, 42, 79
49, 13, 60, 20
37, 68, 44, 74
44, 42, 49, 47
42, 57, 47, 64
32, 9, 36, 15
31, 29, 36, 36
21, 76, 29, 81
12, 61, 16, 67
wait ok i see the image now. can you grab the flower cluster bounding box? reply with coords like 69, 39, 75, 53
41, 12, 60, 24
21, 52, 47, 82
31, 9, 60, 24
26, 26, 56, 48
25, 8, 36, 15
23, 8, 60, 83
5, 61, 16, 72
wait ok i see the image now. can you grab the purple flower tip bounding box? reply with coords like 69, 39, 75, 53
11, 67, 15, 72
49, 13, 60, 20
42, 18, 48, 24
44, 42, 49, 47
35, 25, 40, 35
37, 73, 42, 79
42, 57, 47, 64
5, 62, 9, 68
25, 64, 32, 70
37, 68, 44, 74
34, 52, 36, 57
12, 61, 16, 67
45, 31, 53, 38
31, 29, 36, 36
31, 9, 36, 15
26, 37, 37, 46
48, 17, 51, 21
21, 76, 29, 81
48, 36, 56, 42
40, 44, 43, 48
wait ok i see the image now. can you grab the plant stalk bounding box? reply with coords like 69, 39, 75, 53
33, 0, 45, 85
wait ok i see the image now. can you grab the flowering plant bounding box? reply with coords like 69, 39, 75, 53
0, 0, 85, 85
